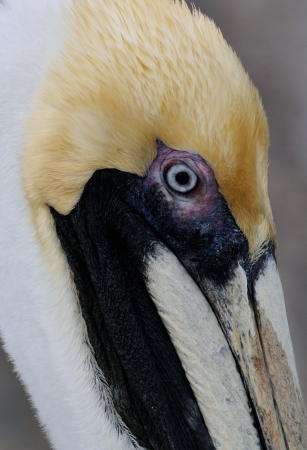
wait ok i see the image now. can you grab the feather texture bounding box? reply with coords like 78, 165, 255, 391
0, 1, 139, 448
24, 0, 274, 256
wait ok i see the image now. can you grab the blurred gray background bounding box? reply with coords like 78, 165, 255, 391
1, 1, 306, 448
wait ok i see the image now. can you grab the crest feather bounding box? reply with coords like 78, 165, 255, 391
24, 0, 274, 255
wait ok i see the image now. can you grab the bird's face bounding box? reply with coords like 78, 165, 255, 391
20, 0, 305, 448
48, 140, 305, 449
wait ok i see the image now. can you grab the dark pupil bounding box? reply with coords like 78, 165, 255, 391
175, 171, 190, 185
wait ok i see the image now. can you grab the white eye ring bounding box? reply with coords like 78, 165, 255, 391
164, 163, 198, 193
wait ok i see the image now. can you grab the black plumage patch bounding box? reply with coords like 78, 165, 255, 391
51, 169, 214, 450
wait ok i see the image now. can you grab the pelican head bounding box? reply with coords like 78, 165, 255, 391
1, 0, 306, 449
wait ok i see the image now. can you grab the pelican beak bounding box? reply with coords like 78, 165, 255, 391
195, 250, 306, 450
143, 142, 307, 449
51, 141, 306, 449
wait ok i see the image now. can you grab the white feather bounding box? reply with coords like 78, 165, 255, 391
0, 1, 138, 448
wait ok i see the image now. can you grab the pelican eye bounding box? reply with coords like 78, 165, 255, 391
164, 163, 198, 193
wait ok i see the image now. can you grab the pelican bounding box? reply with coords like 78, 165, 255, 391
0, 0, 306, 449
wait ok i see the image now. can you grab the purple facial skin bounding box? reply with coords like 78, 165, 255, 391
133, 140, 247, 284
144, 141, 224, 230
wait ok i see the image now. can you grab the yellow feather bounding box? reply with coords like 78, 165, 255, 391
24, 0, 274, 256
